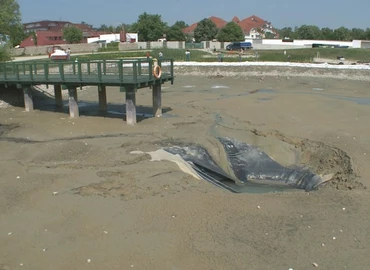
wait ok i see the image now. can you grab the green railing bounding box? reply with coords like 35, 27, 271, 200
0, 58, 174, 87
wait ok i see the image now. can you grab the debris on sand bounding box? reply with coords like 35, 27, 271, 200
145, 137, 335, 193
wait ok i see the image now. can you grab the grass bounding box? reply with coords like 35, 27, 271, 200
251, 48, 370, 63
5, 47, 370, 64
74, 48, 370, 63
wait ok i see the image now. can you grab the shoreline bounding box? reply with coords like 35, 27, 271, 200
173, 64, 370, 81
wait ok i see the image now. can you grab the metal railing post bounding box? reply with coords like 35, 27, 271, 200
97, 62, 102, 82
44, 63, 49, 81
133, 62, 138, 84
59, 62, 65, 81
29, 64, 34, 81
87, 60, 91, 74
149, 59, 153, 80
119, 59, 123, 81
78, 62, 82, 81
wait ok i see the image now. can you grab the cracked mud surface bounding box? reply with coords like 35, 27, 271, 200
1, 75, 370, 269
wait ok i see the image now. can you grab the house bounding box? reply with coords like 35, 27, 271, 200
87, 32, 138, 44
23, 20, 72, 33
20, 31, 66, 47
182, 15, 278, 40
19, 20, 104, 47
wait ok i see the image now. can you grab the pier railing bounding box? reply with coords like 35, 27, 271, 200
0, 58, 174, 87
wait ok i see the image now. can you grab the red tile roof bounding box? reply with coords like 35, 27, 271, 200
183, 15, 269, 35
232, 16, 240, 23
238, 15, 267, 34
182, 16, 227, 34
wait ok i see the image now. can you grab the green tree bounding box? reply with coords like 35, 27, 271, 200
114, 23, 130, 33
332, 27, 351, 41
166, 25, 185, 41
31, 31, 37, 46
278, 27, 295, 39
8, 23, 26, 46
365, 28, 370, 40
351, 28, 365, 40
0, 0, 21, 40
217, 22, 244, 42
0, 0, 22, 60
63, 26, 83, 43
98, 24, 108, 31
265, 32, 276, 39
295, 25, 321, 40
194, 18, 218, 42
0, 44, 10, 61
321, 27, 334, 40
172, 21, 188, 29
129, 12, 167, 41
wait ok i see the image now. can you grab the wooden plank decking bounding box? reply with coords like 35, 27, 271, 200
0, 58, 175, 125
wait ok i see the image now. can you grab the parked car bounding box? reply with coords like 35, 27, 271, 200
47, 46, 69, 60
226, 42, 253, 51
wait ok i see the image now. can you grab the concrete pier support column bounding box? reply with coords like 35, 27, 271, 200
152, 82, 162, 117
98, 85, 107, 112
125, 88, 137, 125
54, 84, 63, 108
23, 86, 34, 112
68, 86, 79, 118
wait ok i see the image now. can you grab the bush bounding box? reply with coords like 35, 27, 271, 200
98, 42, 120, 52
0, 45, 11, 62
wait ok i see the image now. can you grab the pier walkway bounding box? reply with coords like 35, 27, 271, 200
0, 58, 174, 125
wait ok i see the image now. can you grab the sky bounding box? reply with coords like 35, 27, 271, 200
18, 0, 370, 29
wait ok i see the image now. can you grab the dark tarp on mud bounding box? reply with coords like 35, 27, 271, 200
163, 137, 330, 193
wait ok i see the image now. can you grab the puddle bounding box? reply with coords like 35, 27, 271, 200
258, 98, 273, 101
211, 85, 229, 89
335, 96, 370, 105
107, 111, 178, 118
252, 89, 370, 106
182, 85, 195, 88
256, 89, 275, 94
63, 102, 91, 108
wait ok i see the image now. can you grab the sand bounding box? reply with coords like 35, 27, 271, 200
1, 70, 370, 270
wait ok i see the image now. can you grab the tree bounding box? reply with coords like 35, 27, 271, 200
8, 23, 26, 46
265, 32, 275, 39
217, 22, 244, 42
129, 12, 167, 41
172, 21, 188, 29
63, 26, 83, 43
0, 0, 21, 40
321, 27, 334, 40
31, 31, 37, 46
0, 0, 22, 61
166, 25, 185, 41
194, 18, 218, 42
332, 27, 351, 41
295, 25, 321, 40
351, 28, 365, 40
365, 28, 370, 40
278, 27, 295, 39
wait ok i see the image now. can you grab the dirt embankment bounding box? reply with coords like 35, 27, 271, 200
174, 65, 370, 81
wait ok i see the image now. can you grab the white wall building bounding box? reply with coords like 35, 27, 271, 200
87, 33, 120, 44
125, 33, 138, 43
87, 33, 138, 44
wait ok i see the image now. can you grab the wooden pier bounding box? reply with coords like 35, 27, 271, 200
0, 58, 174, 125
